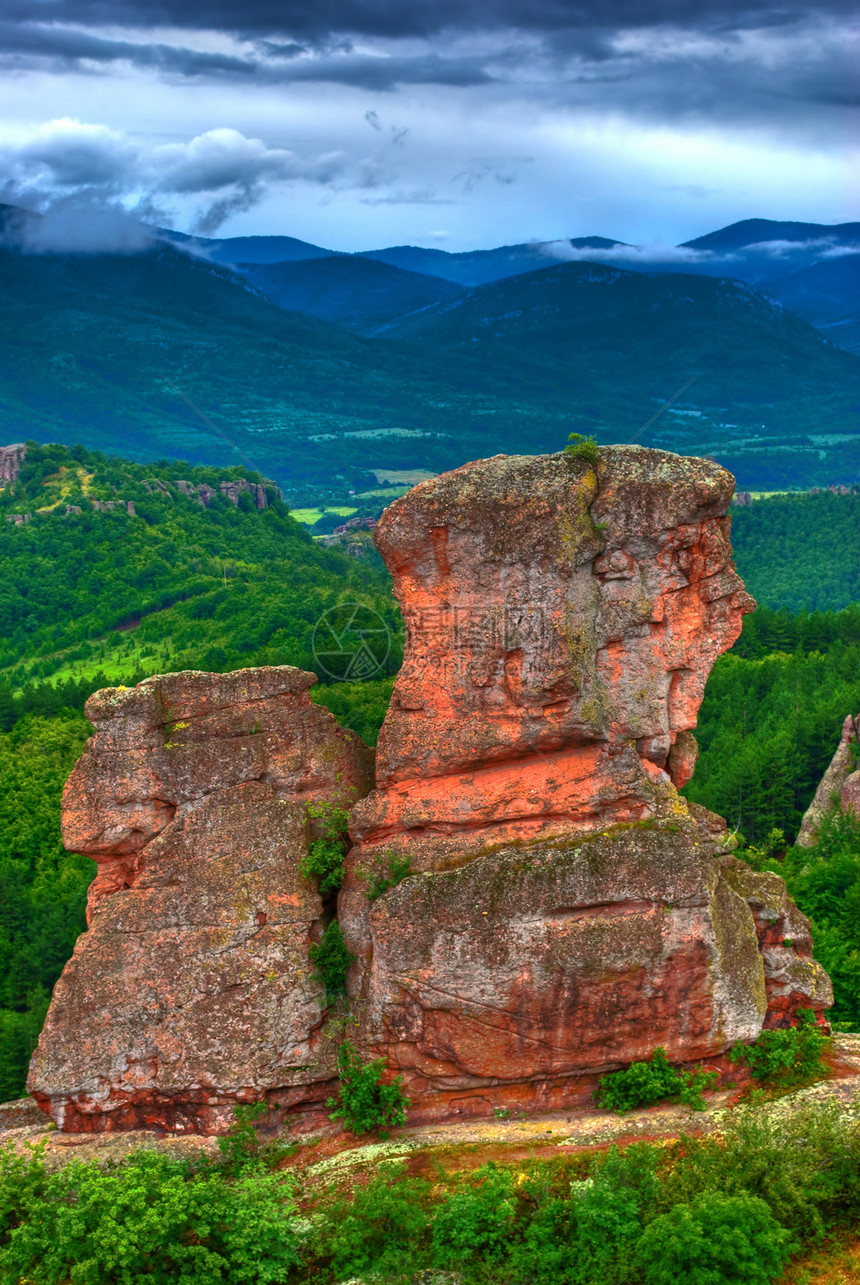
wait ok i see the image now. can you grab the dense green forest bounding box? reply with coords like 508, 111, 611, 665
730, 488, 860, 611
0, 713, 91, 1101
2, 449, 860, 1097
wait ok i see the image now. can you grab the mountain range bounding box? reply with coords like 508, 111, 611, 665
1, 205, 858, 494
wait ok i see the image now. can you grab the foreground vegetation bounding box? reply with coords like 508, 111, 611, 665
2, 1090, 860, 1285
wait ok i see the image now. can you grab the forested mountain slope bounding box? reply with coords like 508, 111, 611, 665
377, 262, 860, 488
0, 443, 401, 697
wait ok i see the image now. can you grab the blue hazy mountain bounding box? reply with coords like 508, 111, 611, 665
2, 203, 860, 491
359, 236, 628, 286
161, 227, 339, 265
760, 254, 860, 354
235, 255, 464, 331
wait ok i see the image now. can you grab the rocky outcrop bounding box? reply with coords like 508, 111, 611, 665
174, 478, 270, 508
0, 443, 25, 486
28, 667, 373, 1134
32, 447, 832, 1135
337, 448, 831, 1121
796, 714, 860, 846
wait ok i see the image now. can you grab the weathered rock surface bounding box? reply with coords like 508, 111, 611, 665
29, 667, 373, 1134
338, 448, 831, 1120
796, 713, 860, 846
350, 448, 753, 867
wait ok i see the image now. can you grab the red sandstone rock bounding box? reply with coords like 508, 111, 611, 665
29, 667, 373, 1133
350, 448, 753, 868
338, 448, 831, 1120
0, 443, 26, 486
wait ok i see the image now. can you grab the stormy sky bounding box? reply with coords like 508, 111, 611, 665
0, 0, 857, 249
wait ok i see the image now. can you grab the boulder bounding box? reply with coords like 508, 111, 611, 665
29, 667, 373, 1133
338, 448, 831, 1120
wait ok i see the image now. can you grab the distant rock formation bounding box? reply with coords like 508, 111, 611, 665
29, 668, 373, 1134
31, 448, 832, 1134
0, 443, 26, 486
796, 713, 860, 846
174, 478, 270, 508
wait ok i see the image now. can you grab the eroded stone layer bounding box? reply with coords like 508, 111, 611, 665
339, 448, 831, 1116
29, 667, 373, 1133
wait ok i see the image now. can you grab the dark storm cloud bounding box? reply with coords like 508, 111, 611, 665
0, 20, 495, 88
0, 0, 853, 125
0, 0, 857, 39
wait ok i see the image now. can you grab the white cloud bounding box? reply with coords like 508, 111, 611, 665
0, 118, 355, 238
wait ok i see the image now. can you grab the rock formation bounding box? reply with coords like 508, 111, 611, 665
337, 447, 832, 1120
796, 713, 860, 846
0, 442, 25, 486
31, 447, 833, 1134
28, 667, 373, 1133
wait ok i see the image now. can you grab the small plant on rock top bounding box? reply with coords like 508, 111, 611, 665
308, 919, 355, 1002
595, 1047, 718, 1113
564, 432, 601, 464
729, 1007, 829, 1089
327, 1041, 409, 1136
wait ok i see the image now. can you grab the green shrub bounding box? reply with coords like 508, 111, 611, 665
308, 919, 355, 1002
365, 852, 413, 900
596, 1047, 718, 1112
313, 1162, 430, 1280
729, 1008, 829, 1088
567, 1143, 661, 1285
637, 1191, 792, 1285
658, 1097, 860, 1239
564, 432, 601, 464
327, 1041, 409, 1136
215, 1101, 268, 1175
0, 1144, 302, 1285
431, 1163, 517, 1267
300, 802, 350, 895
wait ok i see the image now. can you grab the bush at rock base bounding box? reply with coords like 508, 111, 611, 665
4, 1097, 860, 1284
0, 1144, 302, 1285
595, 1047, 718, 1113
326, 1041, 410, 1136
729, 1008, 829, 1088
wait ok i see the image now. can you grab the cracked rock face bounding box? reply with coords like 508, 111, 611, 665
28, 667, 373, 1134
338, 448, 831, 1120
